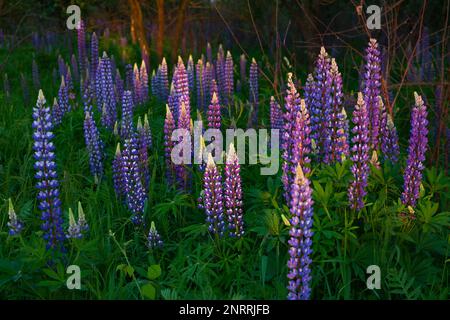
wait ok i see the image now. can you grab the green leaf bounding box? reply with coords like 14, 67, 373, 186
147, 264, 161, 280
142, 283, 156, 299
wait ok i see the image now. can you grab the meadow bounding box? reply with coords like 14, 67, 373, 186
0, 8, 448, 300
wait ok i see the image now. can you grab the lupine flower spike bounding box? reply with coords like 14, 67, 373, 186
270, 96, 283, 130
199, 154, 226, 237
164, 105, 176, 185
32, 90, 65, 251
379, 96, 400, 163
348, 92, 370, 211
77, 201, 88, 232
147, 221, 163, 249
112, 143, 126, 198
249, 58, 259, 126
224, 143, 244, 238
287, 164, 314, 300
83, 111, 104, 181
401, 92, 428, 210
7, 198, 24, 236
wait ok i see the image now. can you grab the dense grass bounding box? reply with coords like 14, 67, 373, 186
0, 37, 448, 300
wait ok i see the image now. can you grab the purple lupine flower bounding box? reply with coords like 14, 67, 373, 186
363, 38, 382, 151
379, 97, 400, 163
120, 90, 134, 140
143, 114, 152, 148
65, 66, 76, 101
304, 73, 315, 117
100, 52, 117, 129
53, 77, 69, 125
115, 69, 124, 104
224, 144, 244, 238
282, 74, 311, 204
224, 51, 234, 105
32, 58, 40, 90
137, 116, 150, 192
7, 199, 24, 236
95, 58, 103, 108
113, 143, 126, 198
207, 92, 221, 129
249, 58, 259, 126
401, 92, 428, 209
77, 20, 87, 80
71, 54, 79, 87
159, 57, 169, 101
187, 55, 195, 95
196, 59, 205, 111
147, 221, 163, 249
167, 83, 176, 118
327, 58, 349, 163
216, 45, 226, 102
311, 47, 333, 162
287, 164, 314, 300
122, 136, 147, 225
66, 208, 82, 239
133, 63, 142, 105
199, 154, 226, 236
270, 96, 283, 130
348, 92, 370, 211
140, 60, 149, 103
175, 101, 191, 190
203, 62, 213, 110
90, 32, 99, 83
240, 54, 246, 87
174, 56, 191, 122
32, 90, 65, 251
84, 111, 104, 181
164, 105, 176, 185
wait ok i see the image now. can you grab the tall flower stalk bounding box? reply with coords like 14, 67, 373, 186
120, 90, 134, 140
224, 51, 234, 105
287, 164, 314, 300
401, 92, 428, 209
224, 144, 244, 238
270, 96, 283, 130
363, 38, 382, 151
83, 111, 104, 181
199, 154, 225, 237
348, 93, 370, 211
32, 90, 65, 251
249, 58, 259, 126
164, 105, 176, 185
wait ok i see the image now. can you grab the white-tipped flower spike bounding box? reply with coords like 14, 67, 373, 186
7, 198, 24, 236
113, 121, 119, 136
370, 150, 380, 168
294, 163, 305, 185
227, 143, 237, 163
207, 153, 215, 168
38, 89, 46, 103
102, 51, 108, 59
77, 201, 88, 232
137, 116, 143, 130
66, 208, 82, 239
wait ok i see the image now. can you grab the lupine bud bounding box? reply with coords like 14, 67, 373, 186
147, 221, 163, 249
137, 117, 150, 192
7, 199, 24, 236
240, 54, 247, 86
77, 201, 88, 232
224, 144, 244, 238
83, 111, 104, 180
287, 164, 314, 300
32, 90, 65, 251
66, 208, 82, 239
53, 77, 69, 125
348, 92, 370, 211
133, 63, 141, 105
187, 55, 195, 95
401, 92, 428, 209
196, 59, 205, 111
200, 154, 226, 236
